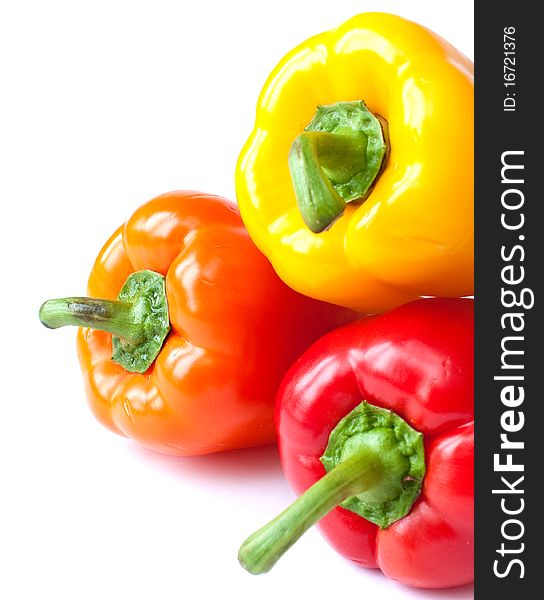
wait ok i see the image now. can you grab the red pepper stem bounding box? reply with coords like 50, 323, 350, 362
238, 448, 383, 575
239, 402, 425, 574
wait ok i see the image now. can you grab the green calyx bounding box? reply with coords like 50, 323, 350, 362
288, 101, 389, 233
238, 401, 425, 575
39, 270, 170, 374
111, 270, 171, 373
321, 401, 425, 528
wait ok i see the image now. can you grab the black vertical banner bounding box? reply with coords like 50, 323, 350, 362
475, 2, 540, 597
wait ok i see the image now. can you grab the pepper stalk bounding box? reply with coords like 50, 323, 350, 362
239, 401, 425, 574
289, 101, 390, 233
39, 270, 170, 373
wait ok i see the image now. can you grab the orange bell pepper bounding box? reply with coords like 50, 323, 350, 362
40, 191, 355, 455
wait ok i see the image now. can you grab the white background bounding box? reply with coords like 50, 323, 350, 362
0, 1, 473, 598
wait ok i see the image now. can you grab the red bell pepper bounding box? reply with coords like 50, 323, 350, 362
239, 298, 474, 588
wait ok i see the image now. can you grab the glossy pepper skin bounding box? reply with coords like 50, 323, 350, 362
236, 13, 474, 313
242, 299, 473, 588
53, 191, 356, 455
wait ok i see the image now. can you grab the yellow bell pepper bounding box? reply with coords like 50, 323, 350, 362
236, 12, 474, 313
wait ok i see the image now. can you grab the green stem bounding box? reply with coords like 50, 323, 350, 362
289, 132, 350, 234
239, 449, 382, 575
238, 402, 425, 575
289, 101, 389, 233
39, 270, 170, 374
39, 297, 144, 345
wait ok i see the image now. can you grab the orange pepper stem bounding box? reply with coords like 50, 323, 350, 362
39, 297, 144, 344
288, 101, 389, 233
39, 270, 170, 373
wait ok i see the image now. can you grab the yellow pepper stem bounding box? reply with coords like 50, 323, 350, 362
288, 101, 389, 233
